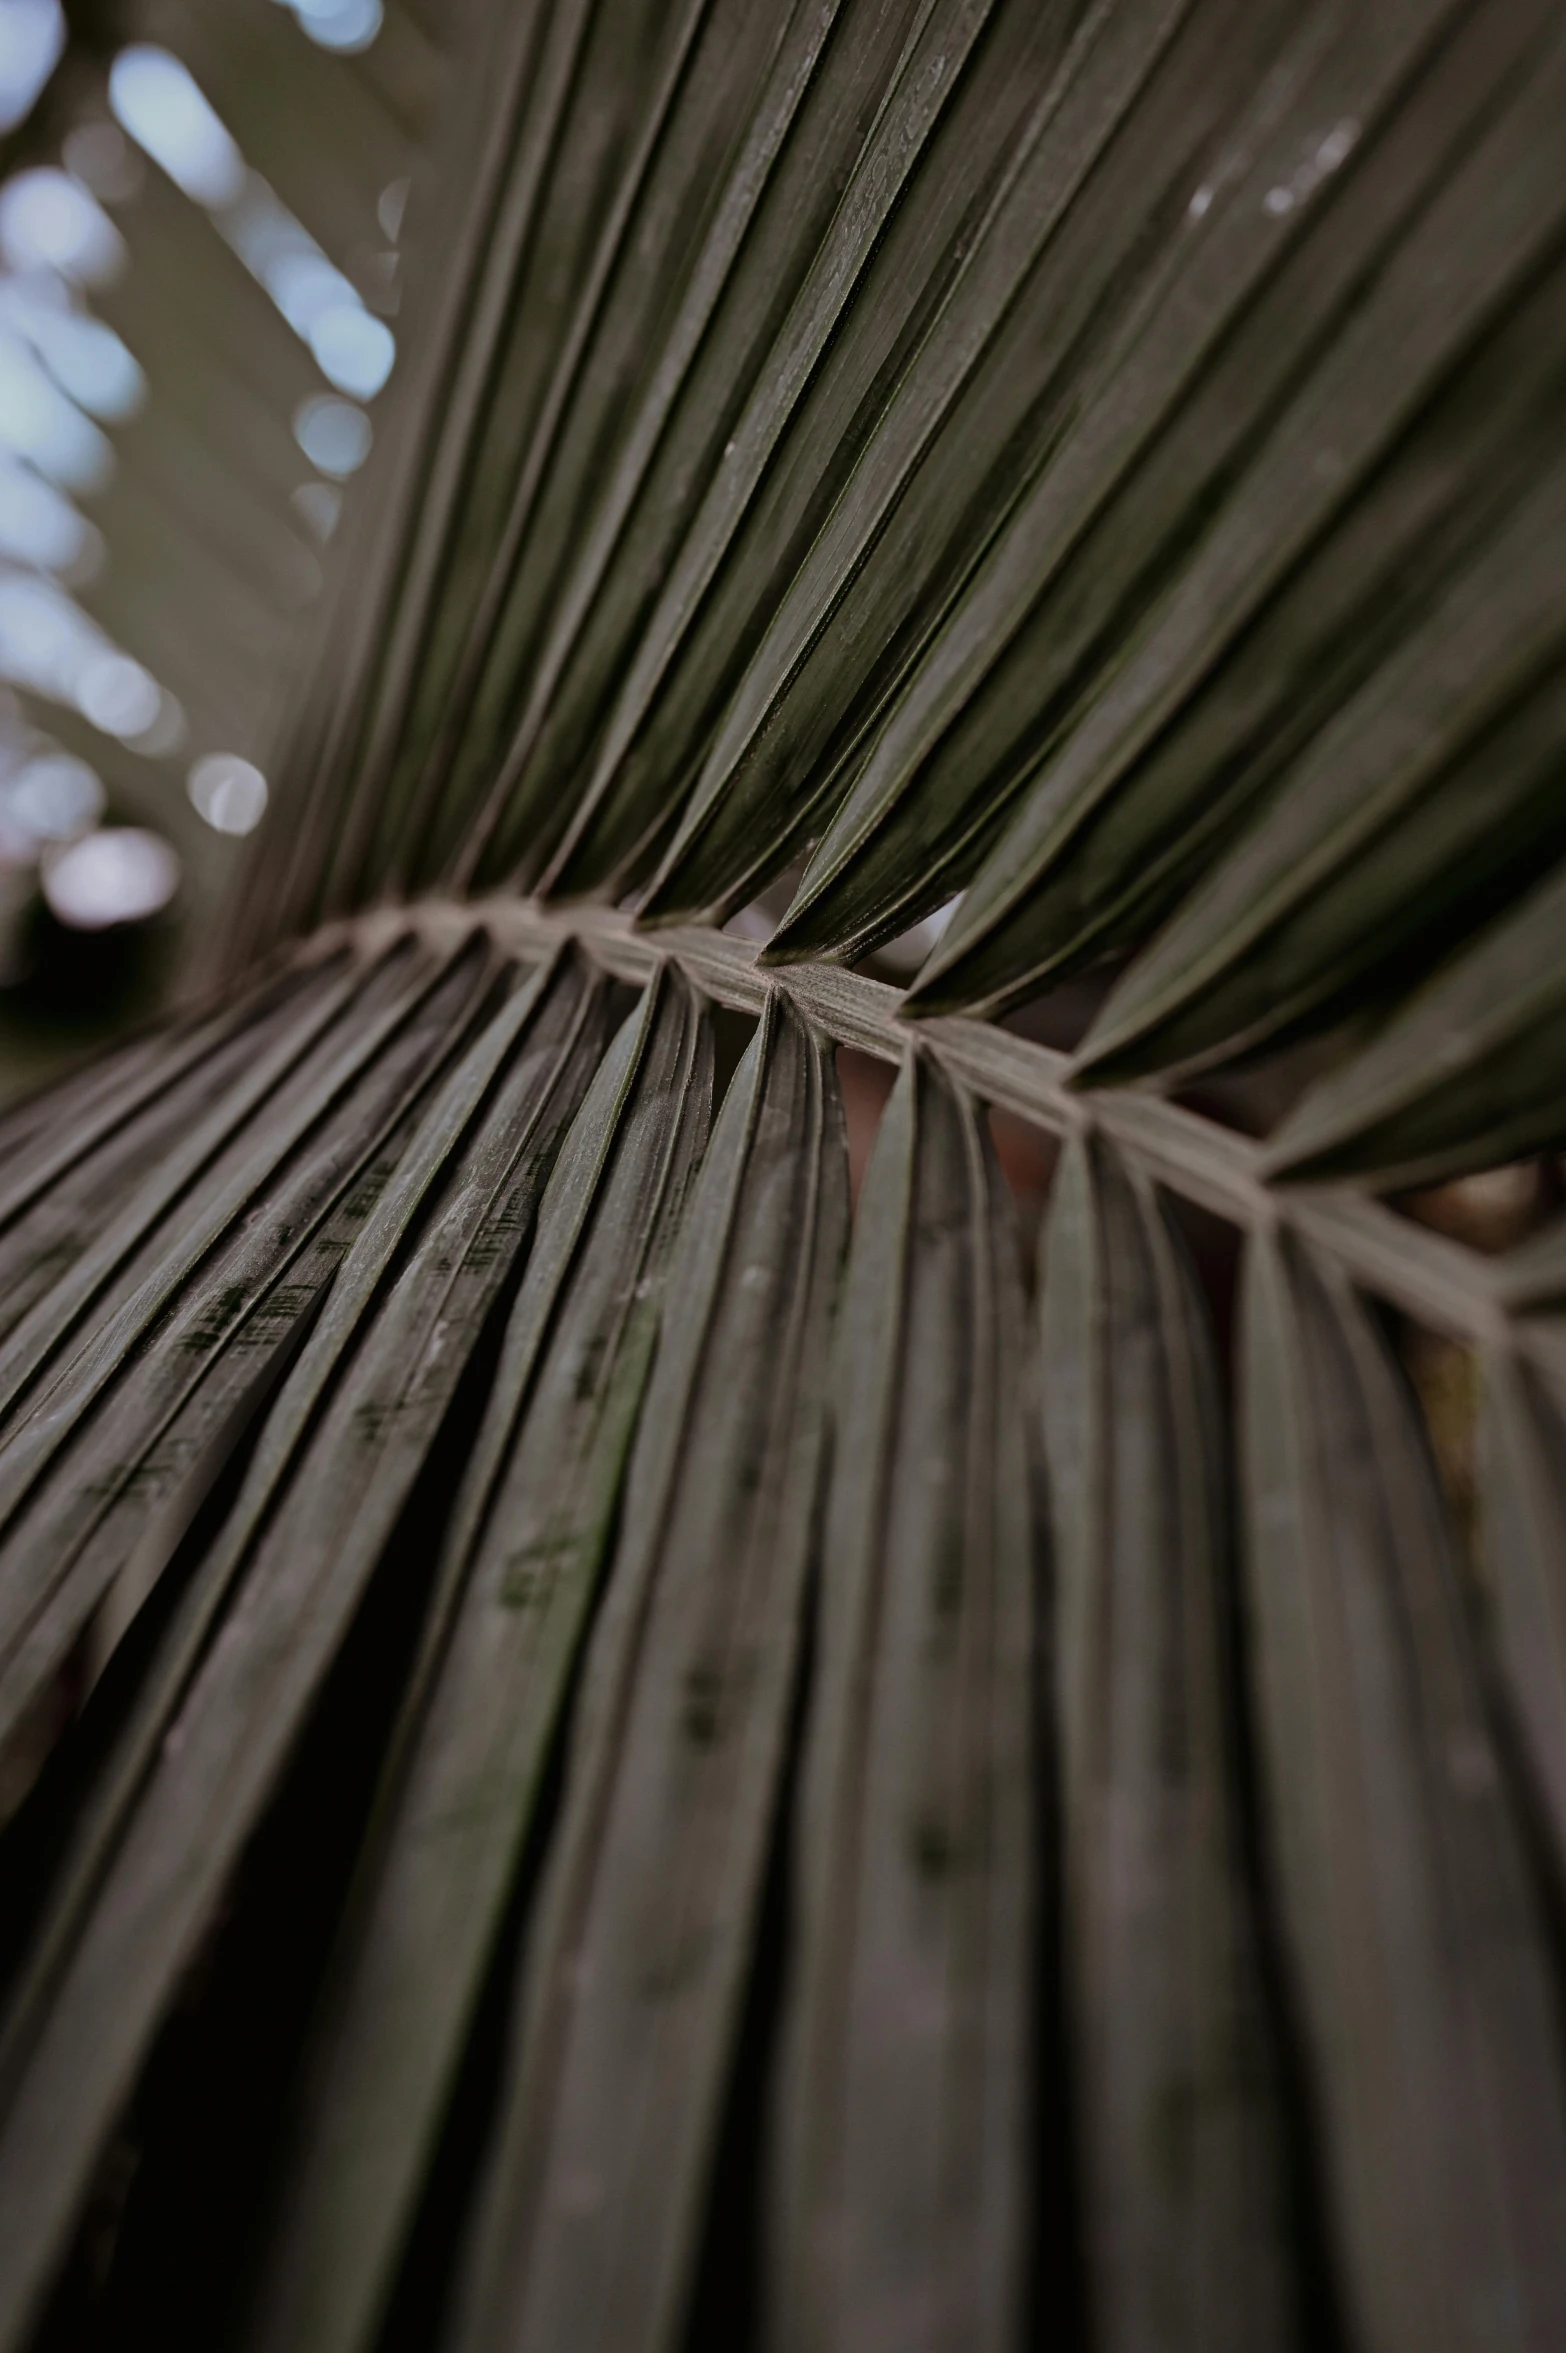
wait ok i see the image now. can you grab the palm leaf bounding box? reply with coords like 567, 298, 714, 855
244, 967, 714, 2353
1480, 1347, 1566, 1878
1042, 1135, 1296, 2347
454, 991, 845, 2352
769, 1049, 1035, 2350
2, 0, 1566, 2345
1241, 1232, 1566, 2349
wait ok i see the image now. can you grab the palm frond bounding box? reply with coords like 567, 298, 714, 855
245, 966, 715, 2353
772, 1049, 1035, 2349
1043, 1135, 1296, 2347
1242, 1232, 1566, 2346
2, 1, 1566, 2347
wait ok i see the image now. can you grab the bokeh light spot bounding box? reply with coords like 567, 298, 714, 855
0, 167, 124, 283
109, 47, 245, 209
75, 650, 161, 739
291, 0, 383, 57
307, 305, 394, 397
188, 751, 267, 835
293, 393, 371, 477
2, 750, 103, 840
0, 457, 96, 571
0, 0, 65, 136
43, 824, 179, 927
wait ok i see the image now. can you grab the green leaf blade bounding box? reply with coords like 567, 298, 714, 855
1241, 1233, 1566, 2351
451, 990, 848, 2353
1073, 454, 1566, 1084
769, 1050, 1038, 2349
0, 951, 614, 2353
906, 9, 1566, 1014
1042, 1135, 1298, 2348
1264, 861, 1566, 1188
240, 967, 716, 2353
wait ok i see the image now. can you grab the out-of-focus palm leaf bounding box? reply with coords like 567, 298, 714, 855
0, 946, 612, 2350
479, 0, 1005, 902
1073, 452, 1566, 1082
4, 0, 1566, 2344
1242, 1230, 1566, 2352
920, 236, 1566, 1007
453, 992, 846, 2353
1480, 1348, 1566, 1882
779, 0, 1566, 986
900, 0, 1566, 1011
1265, 861, 1566, 1187
0, 936, 494, 1818
0, 954, 365, 1446
1497, 1219, 1566, 1315
1041, 1134, 1296, 2349
769, 1051, 1035, 2350
640, 0, 1282, 930
244, 966, 714, 2353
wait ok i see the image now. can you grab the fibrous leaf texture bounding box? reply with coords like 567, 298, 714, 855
4, 0, 1566, 2342
1242, 1233, 1566, 2352
1041, 1135, 1296, 2350
453, 990, 847, 2353
769, 1052, 1037, 2352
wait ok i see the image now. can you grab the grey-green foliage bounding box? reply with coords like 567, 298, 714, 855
454, 991, 847, 2353
244, 967, 715, 2353
1073, 451, 1566, 1085
3, 0, 1566, 2347
1243, 1232, 1566, 2352
905, 0, 1566, 1018
1265, 861, 1566, 1186
770, 1052, 1036, 2352
1041, 1136, 1295, 2351
1479, 1352, 1566, 1880
228, 0, 1566, 1189
0, 941, 493, 1821
0, 945, 613, 2349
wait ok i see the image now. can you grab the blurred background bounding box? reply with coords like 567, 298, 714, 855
0, 0, 452, 1098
